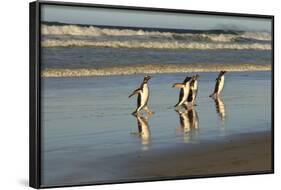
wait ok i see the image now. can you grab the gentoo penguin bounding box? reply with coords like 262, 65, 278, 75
187, 74, 199, 105
209, 71, 227, 98
129, 76, 153, 115
172, 76, 192, 108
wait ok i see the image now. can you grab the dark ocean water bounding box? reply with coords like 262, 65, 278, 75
41, 23, 271, 73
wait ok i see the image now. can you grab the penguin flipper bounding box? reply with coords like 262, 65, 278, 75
129, 88, 141, 98
172, 83, 185, 88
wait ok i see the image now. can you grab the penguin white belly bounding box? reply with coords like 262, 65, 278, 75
179, 86, 190, 106
191, 92, 196, 103
193, 81, 198, 91
218, 76, 224, 94
190, 81, 198, 103
140, 84, 149, 107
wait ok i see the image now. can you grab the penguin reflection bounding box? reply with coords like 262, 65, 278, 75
133, 114, 151, 150
176, 106, 199, 134
212, 96, 226, 121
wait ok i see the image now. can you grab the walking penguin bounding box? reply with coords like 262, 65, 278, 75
187, 74, 199, 105
209, 71, 227, 98
129, 76, 154, 115
172, 76, 193, 108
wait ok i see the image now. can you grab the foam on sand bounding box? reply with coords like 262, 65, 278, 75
42, 63, 271, 78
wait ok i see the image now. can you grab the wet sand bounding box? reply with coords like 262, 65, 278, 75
45, 130, 272, 187
97, 131, 272, 182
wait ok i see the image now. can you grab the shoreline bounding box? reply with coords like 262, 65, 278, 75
101, 130, 272, 181
41, 64, 271, 78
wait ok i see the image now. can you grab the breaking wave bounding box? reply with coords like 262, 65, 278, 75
42, 40, 271, 50
42, 63, 271, 78
42, 24, 271, 42
41, 24, 271, 50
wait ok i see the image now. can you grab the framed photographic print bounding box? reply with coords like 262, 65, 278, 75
29, 1, 274, 188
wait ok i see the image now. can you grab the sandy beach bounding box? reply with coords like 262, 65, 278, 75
114, 131, 272, 179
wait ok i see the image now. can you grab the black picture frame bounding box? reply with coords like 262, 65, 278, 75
30, 1, 274, 188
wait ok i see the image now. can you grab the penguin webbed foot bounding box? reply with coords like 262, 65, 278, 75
209, 93, 218, 98
132, 110, 154, 117
147, 111, 155, 116
131, 111, 139, 116
175, 109, 185, 114
130, 132, 140, 135
212, 94, 221, 99
174, 103, 180, 108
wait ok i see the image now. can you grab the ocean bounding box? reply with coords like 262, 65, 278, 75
41, 23, 271, 77
40, 23, 272, 186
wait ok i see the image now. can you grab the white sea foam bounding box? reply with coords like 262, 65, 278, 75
42, 25, 171, 37
42, 63, 271, 78
42, 25, 271, 43
241, 32, 272, 41
42, 39, 271, 50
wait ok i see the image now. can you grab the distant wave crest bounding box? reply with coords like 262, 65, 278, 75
42, 63, 271, 77
42, 25, 271, 42
42, 39, 271, 50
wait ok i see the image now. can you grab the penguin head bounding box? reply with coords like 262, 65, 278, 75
143, 75, 152, 83
193, 74, 200, 80
220, 71, 227, 75
217, 71, 227, 80
183, 76, 192, 83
